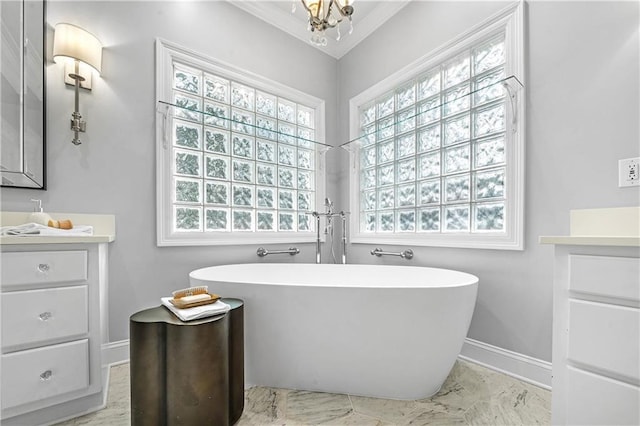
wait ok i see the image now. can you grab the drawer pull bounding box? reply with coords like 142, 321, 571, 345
38, 311, 53, 321
37, 263, 50, 273
39, 370, 52, 381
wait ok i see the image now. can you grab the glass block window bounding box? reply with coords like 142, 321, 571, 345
349, 4, 524, 250
170, 62, 318, 234
157, 40, 325, 245
357, 34, 508, 235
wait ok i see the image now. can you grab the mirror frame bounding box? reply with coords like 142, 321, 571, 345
1, 0, 46, 189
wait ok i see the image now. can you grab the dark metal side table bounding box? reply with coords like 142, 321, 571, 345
129, 298, 244, 426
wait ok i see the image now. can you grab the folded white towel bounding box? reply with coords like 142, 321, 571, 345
161, 297, 231, 322
0, 223, 94, 236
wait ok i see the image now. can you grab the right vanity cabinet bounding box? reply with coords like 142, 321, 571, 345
541, 207, 640, 425
549, 244, 639, 425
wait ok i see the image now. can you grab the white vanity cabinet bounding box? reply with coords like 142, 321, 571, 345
541, 207, 640, 425
549, 245, 640, 425
0, 213, 114, 426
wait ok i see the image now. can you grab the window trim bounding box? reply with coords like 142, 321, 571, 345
156, 38, 327, 246
348, 1, 525, 250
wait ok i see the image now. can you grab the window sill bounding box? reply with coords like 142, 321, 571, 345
350, 232, 523, 251
157, 232, 320, 247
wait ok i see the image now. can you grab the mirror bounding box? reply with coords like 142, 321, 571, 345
0, 0, 46, 189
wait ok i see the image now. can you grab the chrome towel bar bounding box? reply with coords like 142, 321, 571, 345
257, 247, 300, 257
370, 247, 414, 260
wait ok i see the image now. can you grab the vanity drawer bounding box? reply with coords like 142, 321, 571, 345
567, 366, 639, 425
1, 339, 89, 410
568, 299, 639, 381
1, 285, 88, 350
569, 255, 640, 302
1, 250, 87, 289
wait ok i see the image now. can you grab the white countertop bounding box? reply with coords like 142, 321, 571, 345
538, 236, 640, 246
540, 207, 640, 247
0, 212, 115, 245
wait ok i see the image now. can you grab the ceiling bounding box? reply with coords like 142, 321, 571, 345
227, 1, 411, 59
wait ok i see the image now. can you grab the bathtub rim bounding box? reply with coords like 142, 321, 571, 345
190, 263, 479, 289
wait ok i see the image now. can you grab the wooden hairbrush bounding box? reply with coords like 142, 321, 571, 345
170, 286, 220, 309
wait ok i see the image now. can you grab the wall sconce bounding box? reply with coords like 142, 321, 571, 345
52, 23, 102, 145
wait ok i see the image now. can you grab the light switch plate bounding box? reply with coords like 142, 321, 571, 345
619, 157, 639, 187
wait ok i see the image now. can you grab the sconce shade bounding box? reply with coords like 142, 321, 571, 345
53, 23, 102, 74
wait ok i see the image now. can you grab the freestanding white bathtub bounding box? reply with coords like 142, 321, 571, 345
189, 263, 478, 400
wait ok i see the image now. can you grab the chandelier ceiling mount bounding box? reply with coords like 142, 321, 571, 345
295, 0, 356, 46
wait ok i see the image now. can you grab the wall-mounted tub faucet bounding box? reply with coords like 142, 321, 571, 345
312, 201, 349, 264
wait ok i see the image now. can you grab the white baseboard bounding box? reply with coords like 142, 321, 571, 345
102, 337, 552, 390
459, 338, 552, 390
102, 339, 130, 366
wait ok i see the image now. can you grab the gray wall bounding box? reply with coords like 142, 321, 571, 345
1, 1, 339, 342
337, 0, 639, 361
1, 1, 638, 363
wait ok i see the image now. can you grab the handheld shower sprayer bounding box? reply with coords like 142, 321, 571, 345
324, 198, 334, 215
324, 198, 333, 235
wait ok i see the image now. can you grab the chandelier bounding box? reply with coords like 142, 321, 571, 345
294, 0, 355, 46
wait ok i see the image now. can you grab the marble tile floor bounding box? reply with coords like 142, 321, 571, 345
55, 359, 550, 426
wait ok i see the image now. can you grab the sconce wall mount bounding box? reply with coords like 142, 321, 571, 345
53, 23, 102, 145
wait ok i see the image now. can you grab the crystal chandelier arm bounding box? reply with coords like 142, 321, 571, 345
332, 0, 346, 16
325, 0, 336, 17
300, 0, 333, 19
301, 0, 342, 24
299, 0, 314, 15
324, 0, 345, 28
332, 0, 354, 17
